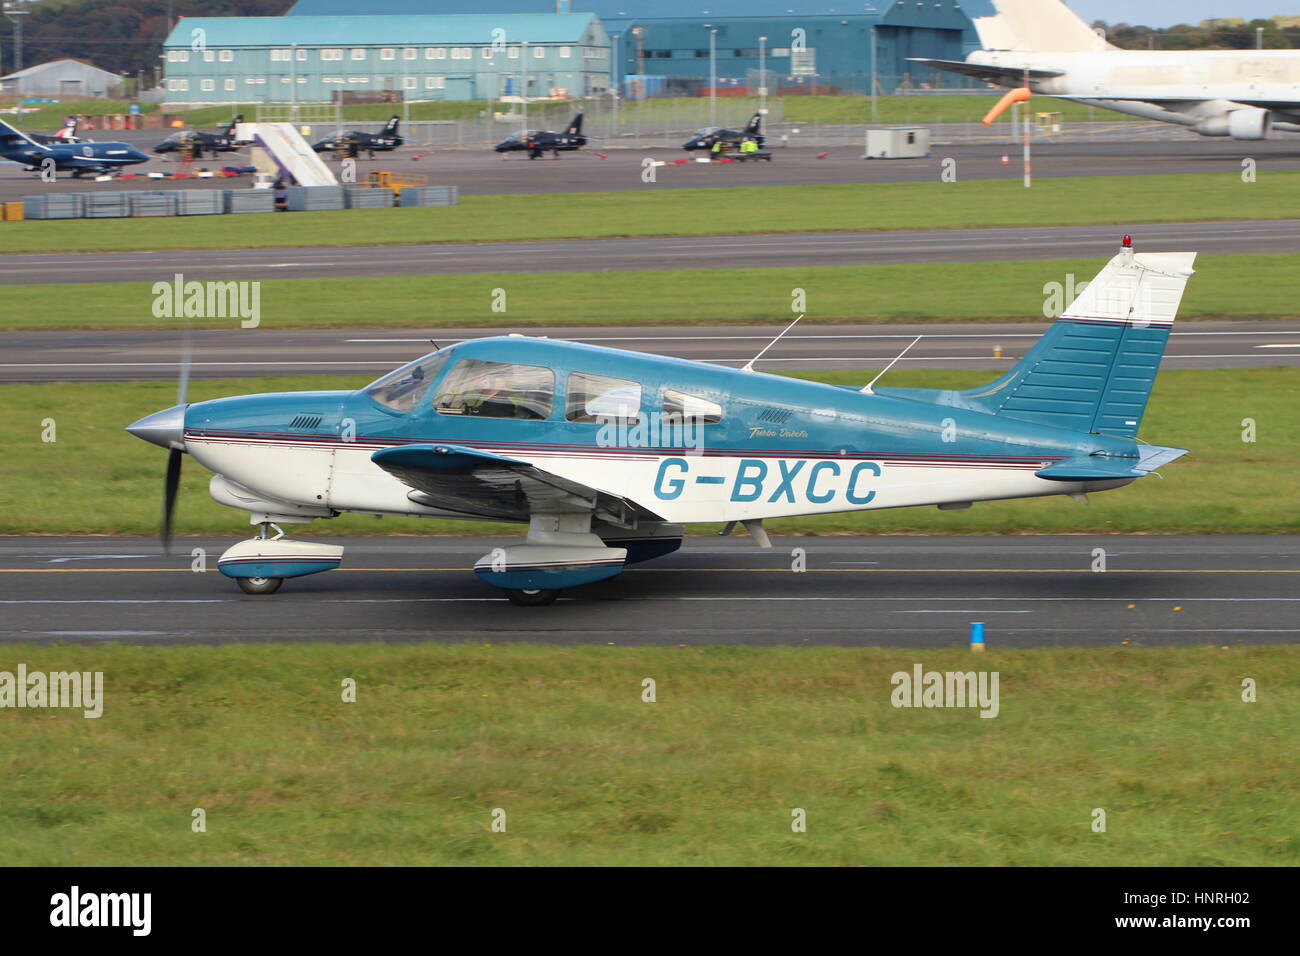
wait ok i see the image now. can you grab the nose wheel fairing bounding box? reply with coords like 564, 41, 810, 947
217, 537, 344, 581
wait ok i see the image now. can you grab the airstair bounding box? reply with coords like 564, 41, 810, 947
233, 122, 338, 187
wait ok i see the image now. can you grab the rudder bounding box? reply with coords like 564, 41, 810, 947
960, 245, 1196, 438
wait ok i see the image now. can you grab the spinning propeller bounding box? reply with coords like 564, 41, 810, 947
125, 324, 191, 554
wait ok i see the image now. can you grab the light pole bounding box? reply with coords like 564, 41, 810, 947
869, 25, 878, 121
758, 35, 767, 118
522, 40, 529, 129
707, 26, 717, 128
1256, 26, 1264, 49
612, 32, 620, 139
4, 2, 29, 74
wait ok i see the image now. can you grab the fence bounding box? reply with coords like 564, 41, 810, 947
17, 185, 458, 220
300, 98, 1195, 151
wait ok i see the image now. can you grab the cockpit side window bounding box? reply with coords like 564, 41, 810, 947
662, 388, 723, 424
433, 358, 554, 420
566, 371, 642, 424
363, 350, 450, 413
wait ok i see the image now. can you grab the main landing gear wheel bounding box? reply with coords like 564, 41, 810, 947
505, 588, 559, 606
237, 576, 283, 595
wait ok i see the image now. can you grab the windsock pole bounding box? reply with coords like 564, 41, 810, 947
1022, 68, 1032, 188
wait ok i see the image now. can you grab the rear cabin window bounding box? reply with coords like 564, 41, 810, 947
363, 350, 450, 412
433, 359, 554, 420
663, 388, 723, 424
566, 371, 641, 423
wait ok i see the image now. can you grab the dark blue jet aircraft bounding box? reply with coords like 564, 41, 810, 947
0, 119, 148, 178
494, 113, 586, 159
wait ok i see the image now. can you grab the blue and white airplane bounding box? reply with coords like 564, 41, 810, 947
127, 239, 1195, 605
0, 118, 149, 177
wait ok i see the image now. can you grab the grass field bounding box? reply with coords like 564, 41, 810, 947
165, 94, 1127, 130
5, 253, 1298, 331
1, 368, 1294, 537
0, 643, 1293, 866
3, 172, 1298, 254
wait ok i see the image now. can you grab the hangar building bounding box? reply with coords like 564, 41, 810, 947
0, 58, 124, 98
162, 2, 986, 104
160, 13, 612, 105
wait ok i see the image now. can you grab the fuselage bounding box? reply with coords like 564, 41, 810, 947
970, 48, 1300, 132
180, 337, 1134, 528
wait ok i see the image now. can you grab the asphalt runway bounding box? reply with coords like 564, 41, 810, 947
4, 137, 1300, 201
3, 320, 1296, 383
0, 535, 1294, 646
5, 219, 1300, 284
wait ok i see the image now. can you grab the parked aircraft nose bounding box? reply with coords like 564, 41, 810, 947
126, 404, 187, 450
128, 146, 150, 161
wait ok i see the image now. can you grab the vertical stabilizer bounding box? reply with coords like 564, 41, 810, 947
975, 0, 1116, 52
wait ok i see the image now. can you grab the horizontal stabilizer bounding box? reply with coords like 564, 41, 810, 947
1035, 445, 1187, 481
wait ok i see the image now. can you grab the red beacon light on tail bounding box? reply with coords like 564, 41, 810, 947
1122, 234, 1133, 248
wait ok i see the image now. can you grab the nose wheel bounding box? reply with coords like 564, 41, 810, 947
505, 588, 559, 606
237, 576, 283, 595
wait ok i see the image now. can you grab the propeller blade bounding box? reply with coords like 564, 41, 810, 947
177, 320, 192, 407
162, 447, 182, 554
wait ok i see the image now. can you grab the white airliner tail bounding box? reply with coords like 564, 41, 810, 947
974, 0, 1116, 53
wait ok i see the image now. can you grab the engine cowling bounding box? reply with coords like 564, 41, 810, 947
1194, 108, 1271, 140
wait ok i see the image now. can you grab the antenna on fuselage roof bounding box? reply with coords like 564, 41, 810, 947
860, 335, 922, 395
741, 314, 804, 373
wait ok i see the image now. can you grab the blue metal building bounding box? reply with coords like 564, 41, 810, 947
287, 1, 986, 94
160, 13, 611, 104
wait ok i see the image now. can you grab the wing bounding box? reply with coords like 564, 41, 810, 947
908, 57, 1064, 87
370, 442, 661, 526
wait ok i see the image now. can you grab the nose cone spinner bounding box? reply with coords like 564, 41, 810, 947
126, 404, 187, 450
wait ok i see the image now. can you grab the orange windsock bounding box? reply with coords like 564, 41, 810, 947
982, 87, 1031, 126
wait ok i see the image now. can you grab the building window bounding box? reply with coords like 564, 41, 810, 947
298, 75, 307, 83
219, 50, 233, 62
270, 49, 292, 61
560, 46, 571, 58
380, 48, 395, 60
425, 76, 445, 89
351, 48, 366, 60
508, 46, 520, 59
533, 46, 545, 58
346, 76, 370, 83
280, 76, 291, 83
403, 76, 417, 89
482, 47, 493, 59
403, 47, 416, 60
584, 46, 605, 59
321, 49, 342, 61
224, 78, 235, 91
297, 48, 307, 61
172, 78, 189, 91
167, 50, 188, 63
426, 47, 443, 59
203, 50, 214, 62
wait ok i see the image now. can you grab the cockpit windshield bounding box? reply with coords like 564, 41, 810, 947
363, 349, 452, 412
